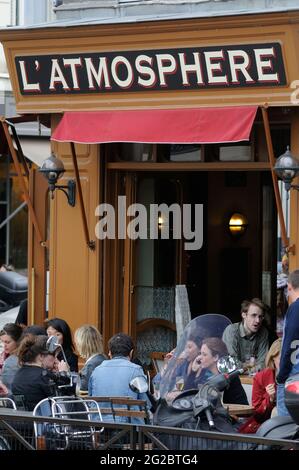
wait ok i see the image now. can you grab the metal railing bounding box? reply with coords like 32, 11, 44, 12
1, 408, 299, 451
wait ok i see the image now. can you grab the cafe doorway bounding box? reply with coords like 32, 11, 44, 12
104, 169, 277, 362
133, 171, 276, 320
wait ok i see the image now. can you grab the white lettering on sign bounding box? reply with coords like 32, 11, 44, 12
135, 55, 156, 88
63, 58, 82, 90
254, 47, 279, 83
85, 57, 111, 89
178, 52, 204, 86
15, 42, 286, 95
111, 56, 134, 88
19, 60, 41, 92
227, 50, 254, 84
204, 50, 228, 85
156, 54, 177, 87
49, 59, 70, 91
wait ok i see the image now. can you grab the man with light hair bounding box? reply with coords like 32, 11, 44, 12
276, 269, 299, 416
222, 297, 269, 370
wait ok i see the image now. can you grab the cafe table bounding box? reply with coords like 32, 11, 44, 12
225, 403, 254, 417
240, 374, 254, 404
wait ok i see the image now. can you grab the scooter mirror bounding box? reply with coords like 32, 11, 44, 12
217, 355, 239, 374
46, 335, 60, 353
46, 335, 70, 371
129, 376, 148, 394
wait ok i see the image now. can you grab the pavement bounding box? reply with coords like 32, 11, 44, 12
0, 306, 19, 330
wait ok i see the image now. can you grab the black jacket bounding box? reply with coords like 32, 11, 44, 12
12, 365, 53, 411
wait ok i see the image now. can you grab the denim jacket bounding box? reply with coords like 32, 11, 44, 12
88, 356, 150, 423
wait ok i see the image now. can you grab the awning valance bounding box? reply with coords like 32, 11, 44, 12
51, 106, 258, 145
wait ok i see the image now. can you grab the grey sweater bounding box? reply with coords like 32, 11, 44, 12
2, 355, 19, 393
222, 322, 269, 369
79, 353, 106, 391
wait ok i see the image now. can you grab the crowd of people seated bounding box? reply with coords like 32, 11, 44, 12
0, 316, 150, 422
0, 272, 298, 435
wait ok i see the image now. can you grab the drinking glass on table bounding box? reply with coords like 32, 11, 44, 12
248, 356, 256, 375
175, 376, 185, 391
244, 355, 256, 375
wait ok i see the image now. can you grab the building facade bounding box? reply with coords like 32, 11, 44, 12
53, 0, 299, 20
0, 0, 54, 271
1, 2, 299, 361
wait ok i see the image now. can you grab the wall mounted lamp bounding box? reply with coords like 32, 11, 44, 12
39, 153, 76, 207
274, 146, 299, 196
229, 212, 248, 236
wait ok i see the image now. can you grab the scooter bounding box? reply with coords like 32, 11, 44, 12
149, 314, 251, 449
130, 374, 159, 415
153, 313, 234, 428
154, 359, 244, 431
152, 359, 248, 450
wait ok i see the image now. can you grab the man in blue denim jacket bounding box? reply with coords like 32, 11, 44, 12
88, 332, 150, 423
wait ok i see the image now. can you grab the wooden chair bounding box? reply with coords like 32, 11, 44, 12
83, 396, 149, 423
150, 352, 167, 376
81, 396, 149, 449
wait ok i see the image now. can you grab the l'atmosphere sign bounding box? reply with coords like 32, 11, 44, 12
15, 42, 286, 95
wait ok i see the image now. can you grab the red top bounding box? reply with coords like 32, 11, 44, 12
238, 368, 276, 434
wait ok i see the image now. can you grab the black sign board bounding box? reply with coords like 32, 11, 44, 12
15, 42, 287, 95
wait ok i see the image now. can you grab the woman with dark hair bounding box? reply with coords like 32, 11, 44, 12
164, 335, 206, 394
46, 318, 78, 372
23, 325, 47, 336
0, 328, 11, 373
176, 335, 203, 390
197, 337, 248, 405
12, 335, 56, 410
198, 337, 228, 375
0, 323, 23, 393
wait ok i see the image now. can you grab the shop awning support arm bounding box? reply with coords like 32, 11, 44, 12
261, 107, 292, 253
0, 201, 27, 230
70, 142, 96, 250
7, 120, 30, 178
0, 118, 46, 247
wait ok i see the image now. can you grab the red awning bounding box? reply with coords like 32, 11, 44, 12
51, 106, 257, 145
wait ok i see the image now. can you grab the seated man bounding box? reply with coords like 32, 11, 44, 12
222, 298, 269, 370
89, 333, 150, 423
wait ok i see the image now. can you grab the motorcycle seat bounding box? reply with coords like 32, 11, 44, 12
256, 415, 299, 439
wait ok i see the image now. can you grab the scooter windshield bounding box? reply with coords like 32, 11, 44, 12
159, 314, 231, 400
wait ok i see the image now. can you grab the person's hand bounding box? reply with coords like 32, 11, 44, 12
52, 358, 59, 371
56, 360, 69, 372
159, 349, 176, 377
191, 355, 202, 374
266, 383, 276, 402
165, 349, 175, 362
0, 381, 8, 396
165, 390, 181, 404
